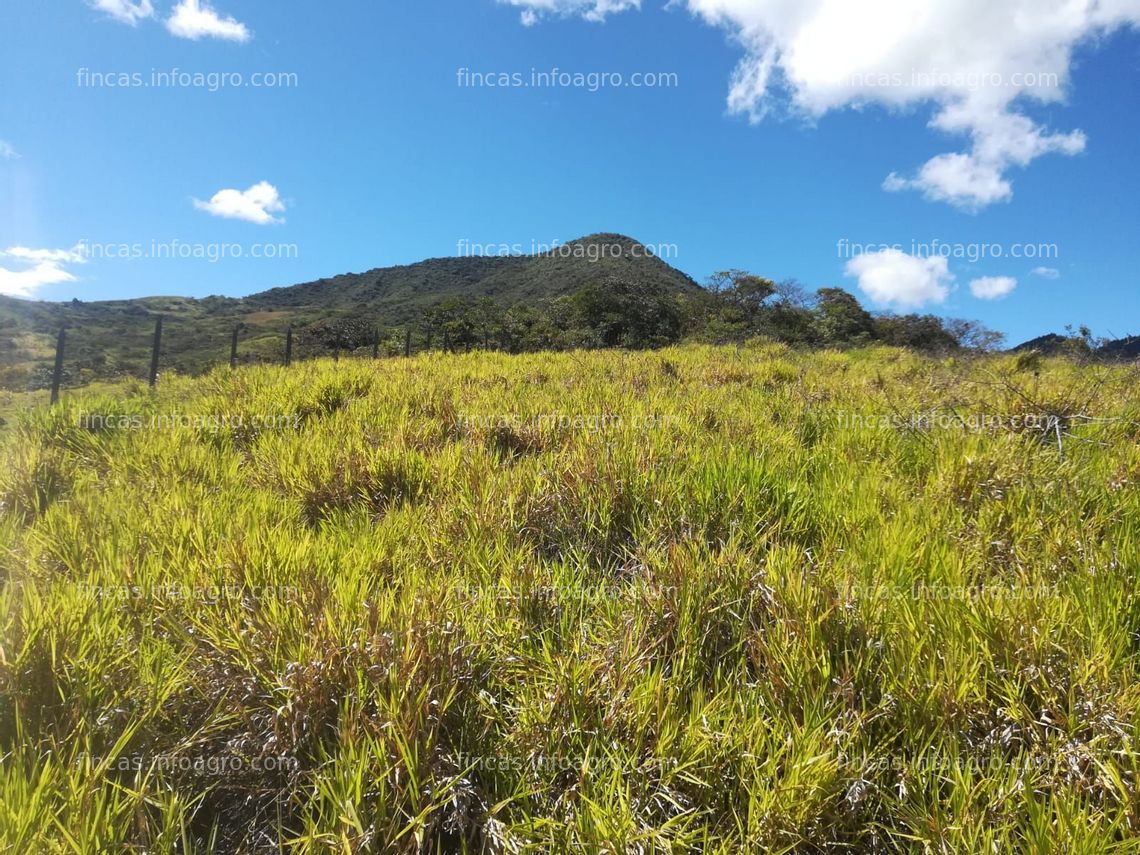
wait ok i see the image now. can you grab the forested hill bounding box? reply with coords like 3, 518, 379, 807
245, 233, 701, 314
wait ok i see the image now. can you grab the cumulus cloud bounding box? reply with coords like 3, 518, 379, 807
969, 275, 1018, 299
680, 0, 1140, 210
883, 154, 1015, 209
166, 0, 250, 42
1031, 266, 1061, 279
193, 181, 285, 224
508, 0, 1138, 209
0, 245, 87, 299
87, 0, 155, 25
844, 249, 953, 309
0, 140, 18, 160
498, 0, 640, 25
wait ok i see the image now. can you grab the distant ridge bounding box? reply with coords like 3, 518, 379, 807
1011, 332, 1139, 360
1010, 334, 1070, 354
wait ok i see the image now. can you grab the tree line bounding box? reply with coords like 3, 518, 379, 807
327, 271, 1006, 357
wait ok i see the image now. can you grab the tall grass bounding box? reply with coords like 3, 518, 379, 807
1, 342, 1138, 852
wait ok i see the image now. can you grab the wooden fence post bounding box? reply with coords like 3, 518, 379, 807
284, 324, 293, 367
404, 327, 412, 358
148, 315, 163, 388
50, 326, 66, 406
230, 324, 241, 369
443, 329, 450, 353
372, 328, 380, 360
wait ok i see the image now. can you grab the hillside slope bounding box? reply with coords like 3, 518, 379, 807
0, 234, 699, 387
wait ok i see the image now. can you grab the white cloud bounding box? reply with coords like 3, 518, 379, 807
883, 114, 1085, 209
969, 275, 1018, 299
498, 0, 640, 24
1031, 266, 1061, 279
193, 181, 285, 224
87, 0, 155, 25
0, 245, 87, 299
166, 0, 250, 42
523, 0, 1138, 210
883, 154, 1014, 210
3, 247, 88, 264
0, 140, 18, 160
844, 249, 953, 309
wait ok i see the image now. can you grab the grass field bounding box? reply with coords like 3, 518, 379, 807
1, 342, 1138, 853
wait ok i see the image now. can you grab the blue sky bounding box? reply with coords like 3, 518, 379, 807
1, 0, 1138, 344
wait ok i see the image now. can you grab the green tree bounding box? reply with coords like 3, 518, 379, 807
814, 288, 875, 345
874, 314, 959, 351
566, 278, 683, 349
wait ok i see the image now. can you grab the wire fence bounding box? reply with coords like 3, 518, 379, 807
31, 316, 431, 406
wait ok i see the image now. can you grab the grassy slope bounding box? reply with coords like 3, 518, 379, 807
1, 343, 1139, 853
0, 234, 702, 388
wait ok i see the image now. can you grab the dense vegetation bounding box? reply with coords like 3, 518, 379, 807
417, 272, 1005, 354
2, 343, 1138, 852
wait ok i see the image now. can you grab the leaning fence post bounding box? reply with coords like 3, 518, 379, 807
404, 327, 412, 358
284, 324, 293, 367
230, 324, 241, 369
148, 315, 163, 388
50, 326, 66, 406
